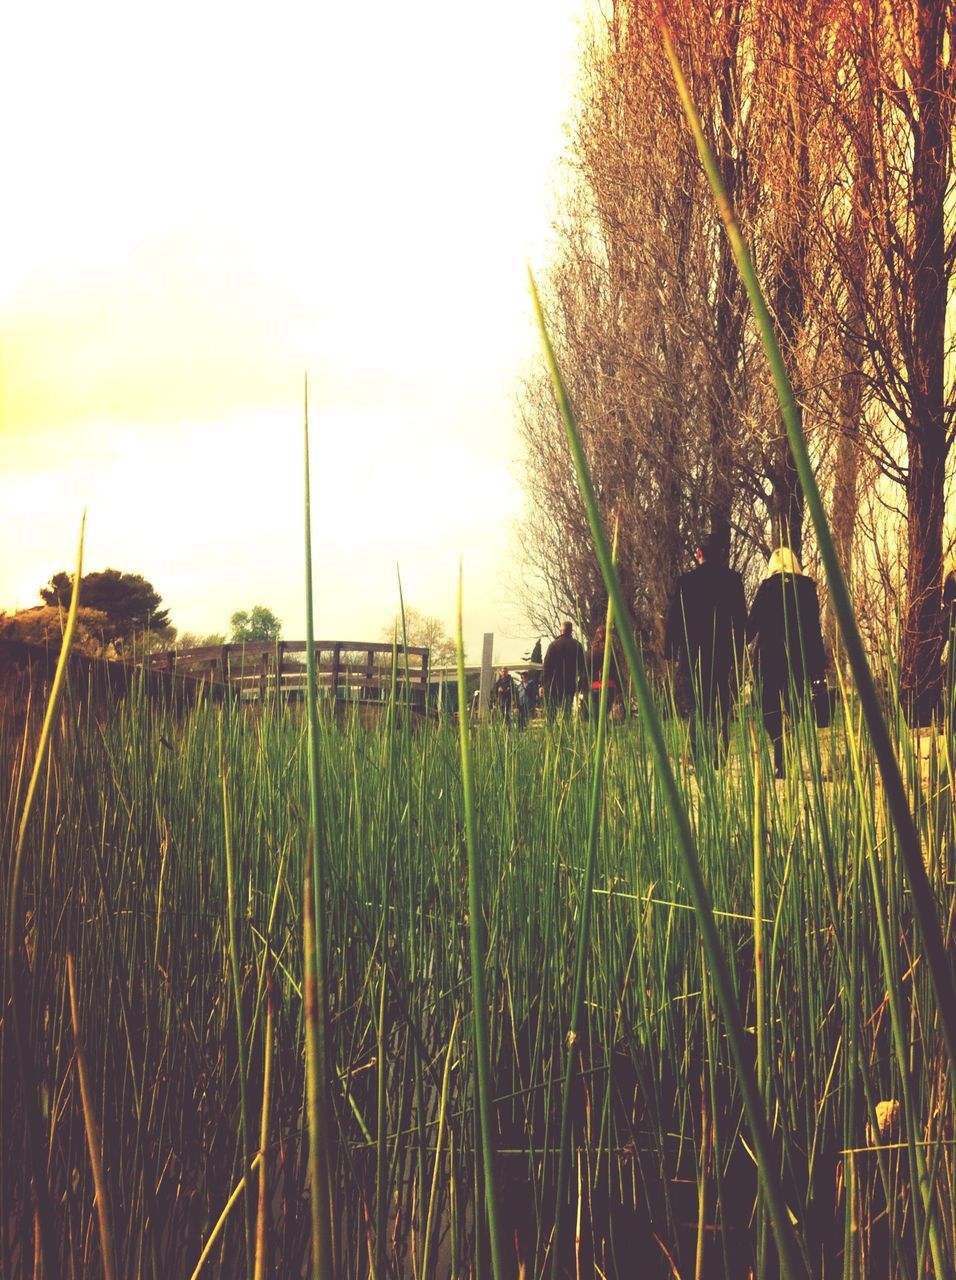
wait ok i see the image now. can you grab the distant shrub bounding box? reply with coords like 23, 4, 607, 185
0, 606, 113, 657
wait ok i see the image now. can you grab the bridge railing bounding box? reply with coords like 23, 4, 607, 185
148, 640, 430, 707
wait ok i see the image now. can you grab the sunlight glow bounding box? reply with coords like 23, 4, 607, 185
1, 0, 585, 657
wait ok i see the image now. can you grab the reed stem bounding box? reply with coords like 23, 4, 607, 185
67, 952, 117, 1280
456, 562, 506, 1280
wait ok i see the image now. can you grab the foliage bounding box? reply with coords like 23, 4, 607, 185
381, 606, 457, 665
230, 606, 282, 644
40, 568, 171, 641
0, 606, 112, 657
176, 631, 227, 649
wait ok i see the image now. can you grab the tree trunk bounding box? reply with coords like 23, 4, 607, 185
767, 443, 805, 561
709, 0, 746, 567
764, 17, 809, 564
829, 338, 863, 658
898, 0, 949, 723
901, 429, 946, 722
829, 150, 868, 663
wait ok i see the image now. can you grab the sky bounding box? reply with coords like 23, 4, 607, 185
0, 0, 588, 663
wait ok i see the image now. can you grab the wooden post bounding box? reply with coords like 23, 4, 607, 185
275, 641, 285, 709
331, 643, 341, 707
479, 633, 494, 721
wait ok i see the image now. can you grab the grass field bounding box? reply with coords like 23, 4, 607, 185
3, 670, 954, 1278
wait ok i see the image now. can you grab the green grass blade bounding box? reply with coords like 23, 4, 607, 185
188, 1154, 262, 1280
221, 747, 254, 1277
456, 562, 505, 1280
303, 379, 334, 1278
303, 839, 332, 1279
551, 518, 618, 1275
253, 959, 275, 1280
422, 1008, 460, 1277
67, 951, 118, 1280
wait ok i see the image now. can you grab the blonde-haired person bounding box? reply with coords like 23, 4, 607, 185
746, 547, 827, 778
943, 554, 956, 714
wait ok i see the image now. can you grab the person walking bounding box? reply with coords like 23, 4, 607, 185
517, 670, 538, 726
943, 558, 956, 718
746, 547, 827, 779
542, 621, 586, 718
493, 666, 516, 724
665, 529, 747, 761
588, 624, 623, 720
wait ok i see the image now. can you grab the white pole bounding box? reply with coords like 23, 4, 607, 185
479, 633, 494, 720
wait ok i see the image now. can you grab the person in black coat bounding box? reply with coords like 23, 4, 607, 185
493, 667, 516, 724
943, 560, 956, 717
542, 621, 587, 718
517, 670, 538, 726
746, 548, 827, 778
588, 624, 624, 720
665, 530, 747, 761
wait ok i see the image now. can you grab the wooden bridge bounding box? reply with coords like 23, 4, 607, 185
148, 640, 430, 710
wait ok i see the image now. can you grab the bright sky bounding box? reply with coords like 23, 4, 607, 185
0, 0, 587, 662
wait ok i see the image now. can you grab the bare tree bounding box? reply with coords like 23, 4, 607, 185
382, 607, 457, 666
811, 0, 956, 718
520, 0, 954, 707
520, 0, 763, 658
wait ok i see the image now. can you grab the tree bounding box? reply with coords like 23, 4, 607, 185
382, 608, 458, 666
810, 0, 956, 720
519, 0, 771, 653
40, 568, 171, 642
230, 607, 282, 643
0, 606, 112, 657
519, 0, 955, 710
176, 631, 227, 649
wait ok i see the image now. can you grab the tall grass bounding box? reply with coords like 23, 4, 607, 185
4, 512, 84, 1277
2, 663, 953, 1276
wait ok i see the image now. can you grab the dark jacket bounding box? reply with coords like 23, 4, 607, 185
944, 573, 956, 644
588, 635, 622, 689
494, 674, 515, 710
543, 632, 586, 698
746, 572, 826, 693
665, 563, 747, 692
